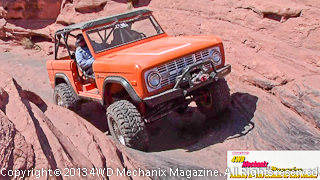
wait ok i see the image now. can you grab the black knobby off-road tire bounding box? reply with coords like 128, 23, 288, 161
107, 100, 149, 151
53, 83, 79, 110
175, 104, 189, 115
196, 79, 231, 118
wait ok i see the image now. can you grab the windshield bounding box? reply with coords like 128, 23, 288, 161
86, 15, 164, 53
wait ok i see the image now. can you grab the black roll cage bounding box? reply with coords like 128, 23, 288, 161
54, 12, 164, 60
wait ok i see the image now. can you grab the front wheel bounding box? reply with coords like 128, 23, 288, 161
175, 104, 189, 115
106, 100, 149, 151
196, 79, 231, 118
53, 83, 79, 110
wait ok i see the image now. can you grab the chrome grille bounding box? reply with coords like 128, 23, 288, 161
161, 78, 169, 87
167, 61, 176, 72
157, 65, 166, 73
202, 49, 209, 57
185, 55, 194, 65
202, 50, 212, 69
158, 49, 212, 87
195, 53, 202, 61
176, 58, 185, 69
169, 73, 178, 84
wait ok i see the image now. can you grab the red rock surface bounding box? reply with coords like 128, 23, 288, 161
0, 108, 34, 174
0, 72, 152, 179
0, 0, 62, 20
0, 0, 320, 179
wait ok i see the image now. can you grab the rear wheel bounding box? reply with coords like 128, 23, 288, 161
107, 100, 149, 151
53, 83, 79, 110
196, 79, 231, 118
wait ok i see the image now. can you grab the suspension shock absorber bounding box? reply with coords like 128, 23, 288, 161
138, 102, 146, 116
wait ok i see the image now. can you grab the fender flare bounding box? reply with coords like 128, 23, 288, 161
54, 73, 72, 87
54, 73, 78, 95
102, 76, 142, 105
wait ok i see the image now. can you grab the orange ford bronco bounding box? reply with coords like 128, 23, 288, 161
47, 9, 231, 150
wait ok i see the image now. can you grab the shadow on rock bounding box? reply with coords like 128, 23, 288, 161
21, 90, 48, 112
0, 88, 9, 114
72, 93, 258, 153
10, 80, 62, 179
112, 0, 151, 7
5, 19, 56, 30
75, 101, 109, 133
147, 92, 258, 152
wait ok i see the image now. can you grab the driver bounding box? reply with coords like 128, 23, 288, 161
75, 34, 95, 75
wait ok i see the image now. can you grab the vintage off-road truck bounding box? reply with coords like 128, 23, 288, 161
47, 9, 231, 150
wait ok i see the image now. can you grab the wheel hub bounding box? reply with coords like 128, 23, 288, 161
111, 117, 125, 145
56, 95, 64, 106
199, 91, 213, 108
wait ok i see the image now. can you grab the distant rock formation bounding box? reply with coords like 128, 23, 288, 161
0, 1, 320, 179
0, 0, 63, 20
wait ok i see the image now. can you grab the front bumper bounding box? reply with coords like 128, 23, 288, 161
143, 61, 231, 107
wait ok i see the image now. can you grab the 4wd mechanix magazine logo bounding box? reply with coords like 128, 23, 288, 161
227, 151, 319, 179
231, 152, 269, 168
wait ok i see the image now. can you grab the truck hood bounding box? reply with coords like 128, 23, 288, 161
96, 35, 222, 70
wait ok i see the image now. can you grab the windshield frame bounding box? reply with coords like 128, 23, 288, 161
85, 14, 165, 54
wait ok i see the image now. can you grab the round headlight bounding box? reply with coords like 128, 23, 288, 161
148, 71, 161, 88
211, 50, 221, 63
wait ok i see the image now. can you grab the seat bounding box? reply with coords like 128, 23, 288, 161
76, 63, 95, 79
111, 28, 135, 46
72, 51, 95, 80
111, 28, 123, 46
72, 58, 94, 81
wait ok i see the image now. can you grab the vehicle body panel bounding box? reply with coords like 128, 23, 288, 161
92, 35, 224, 98
47, 9, 230, 110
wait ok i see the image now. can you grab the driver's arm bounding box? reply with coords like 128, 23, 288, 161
75, 49, 85, 67
76, 48, 95, 69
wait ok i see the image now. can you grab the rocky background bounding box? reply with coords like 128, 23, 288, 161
0, 0, 320, 179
